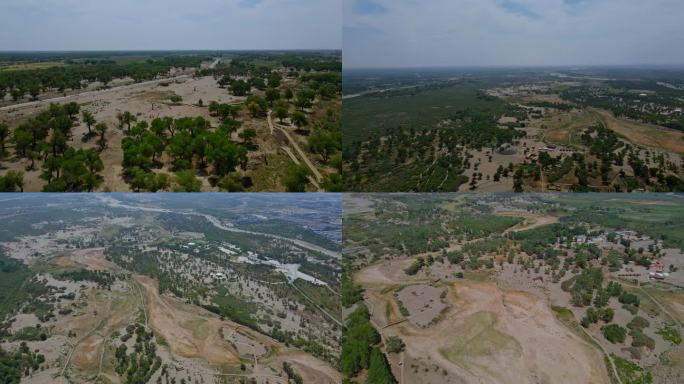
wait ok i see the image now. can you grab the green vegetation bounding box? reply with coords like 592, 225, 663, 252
385, 336, 405, 354
283, 361, 304, 384
626, 316, 655, 350
580, 307, 614, 328
206, 287, 259, 330
121, 115, 248, 191
6, 103, 105, 191
366, 347, 397, 384
115, 323, 162, 384
567, 268, 603, 307
342, 68, 684, 192
0, 343, 46, 383
341, 273, 363, 306
0, 171, 24, 192
8, 325, 49, 342
612, 354, 653, 384
656, 325, 682, 346
340, 305, 381, 377
283, 163, 310, 192
54, 268, 115, 288
601, 324, 627, 343
0, 254, 47, 322
0, 55, 208, 100
404, 257, 425, 275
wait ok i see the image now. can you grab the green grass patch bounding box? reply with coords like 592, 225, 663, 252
438, 311, 521, 365
656, 325, 682, 346
612, 354, 653, 384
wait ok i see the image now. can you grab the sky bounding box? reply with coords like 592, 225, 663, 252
344, 0, 684, 68
0, 0, 341, 51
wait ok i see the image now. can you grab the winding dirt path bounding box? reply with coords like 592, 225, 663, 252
267, 109, 324, 190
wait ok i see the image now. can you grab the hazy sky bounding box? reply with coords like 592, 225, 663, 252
344, 0, 684, 68
0, 0, 341, 51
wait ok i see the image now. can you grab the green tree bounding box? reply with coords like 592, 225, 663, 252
602, 324, 627, 344
291, 111, 308, 130
283, 163, 310, 192
0, 170, 24, 192
218, 173, 245, 192
0, 123, 9, 156
206, 133, 248, 176
321, 173, 342, 192
274, 107, 289, 123
366, 347, 397, 384
95, 123, 108, 150
265, 88, 280, 105
81, 110, 96, 136
121, 111, 137, 133
239, 128, 257, 146
230, 80, 250, 96
64, 102, 80, 119
174, 170, 202, 192
247, 101, 261, 118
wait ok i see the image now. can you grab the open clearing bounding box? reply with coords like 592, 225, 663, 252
136, 275, 241, 365
594, 109, 684, 155
355, 258, 610, 384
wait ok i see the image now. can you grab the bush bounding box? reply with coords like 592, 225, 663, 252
630, 329, 655, 350
600, 308, 614, 323
385, 336, 405, 354
606, 281, 623, 297
404, 257, 425, 276
602, 324, 627, 344
657, 325, 682, 346
626, 316, 649, 331
618, 292, 640, 307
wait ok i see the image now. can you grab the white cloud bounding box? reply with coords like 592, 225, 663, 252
0, 0, 341, 50
343, 0, 684, 68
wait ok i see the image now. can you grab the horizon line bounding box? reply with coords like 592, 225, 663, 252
343, 63, 684, 70
0, 48, 342, 53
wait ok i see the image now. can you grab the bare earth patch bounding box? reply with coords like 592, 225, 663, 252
396, 284, 447, 327
595, 109, 684, 155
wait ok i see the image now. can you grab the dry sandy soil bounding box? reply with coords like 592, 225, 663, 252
136, 274, 241, 365
396, 284, 448, 327
7, 243, 340, 383
355, 258, 611, 384
594, 109, 684, 155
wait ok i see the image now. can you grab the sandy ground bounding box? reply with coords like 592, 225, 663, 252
595, 109, 684, 155
396, 284, 448, 327
0, 74, 270, 191
136, 275, 241, 365
499, 211, 558, 234
355, 259, 611, 384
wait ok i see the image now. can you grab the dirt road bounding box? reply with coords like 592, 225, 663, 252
0, 74, 192, 112
267, 110, 324, 189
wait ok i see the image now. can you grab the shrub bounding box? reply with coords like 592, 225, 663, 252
385, 336, 405, 354
602, 324, 627, 344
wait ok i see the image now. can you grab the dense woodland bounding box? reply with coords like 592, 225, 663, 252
0, 56, 209, 100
